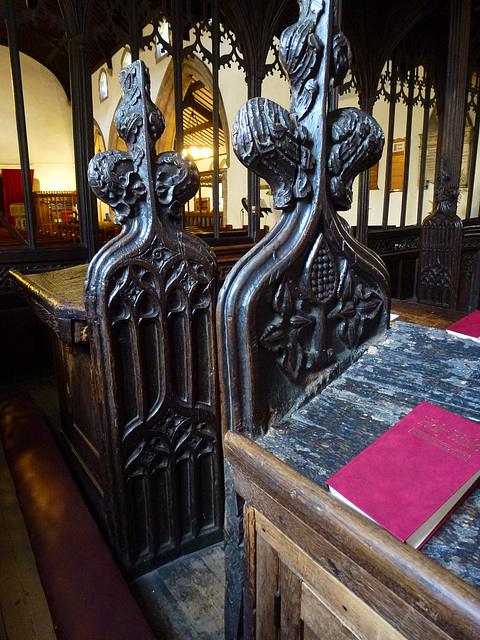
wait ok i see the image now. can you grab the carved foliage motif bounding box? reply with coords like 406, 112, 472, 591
327, 108, 385, 210
260, 279, 315, 380
88, 151, 146, 223
279, 8, 324, 120
86, 61, 220, 570
222, 4, 390, 638
232, 98, 313, 210
328, 265, 384, 349
88, 62, 199, 227
230, 0, 388, 385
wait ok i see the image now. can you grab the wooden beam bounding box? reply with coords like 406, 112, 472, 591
183, 93, 212, 121
183, 119, 213, 136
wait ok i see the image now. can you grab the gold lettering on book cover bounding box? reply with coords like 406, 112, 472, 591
409, 428, 471, 461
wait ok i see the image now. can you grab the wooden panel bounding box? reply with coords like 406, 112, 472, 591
55, 340, 103, 494
258, 514, 408, 640
302, 624, 319, 640
279, 560, 302, 640
301, 584, 359, 640
256, 531, 279, 640
225, 431, 478, 640
85, 60, 224, 574
391, 139, 406, 191
370, 162, 379, 190
244, 505, 257, 640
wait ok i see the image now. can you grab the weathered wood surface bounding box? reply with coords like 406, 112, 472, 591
217, 0, 390, 440
218, 1, 392, 635
218, 1, 392, 636
9, 264, 88, 342
9, 61, 225, 577
225, 429, 480, 639
131, 542, 225, 640
256, 320, 480, 588
85, 60, 223, 574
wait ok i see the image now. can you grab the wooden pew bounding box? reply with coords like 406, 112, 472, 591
10, 60, 223, 576
217, 2, 480, 638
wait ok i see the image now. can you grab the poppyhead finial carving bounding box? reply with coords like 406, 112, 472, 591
88, 60, 199, 228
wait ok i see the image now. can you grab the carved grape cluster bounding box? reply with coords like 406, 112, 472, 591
310, 241, 336, 301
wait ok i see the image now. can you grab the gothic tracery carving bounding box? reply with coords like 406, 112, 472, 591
85, 60, 221, 572
219, 5, 391, 639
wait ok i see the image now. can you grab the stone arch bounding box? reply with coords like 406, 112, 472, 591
107, 100, 127, 151
93, 118, 106, 154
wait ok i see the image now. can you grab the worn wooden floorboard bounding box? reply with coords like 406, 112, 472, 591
390, 299, 464, 329
131, 543, 225, 640
200, 543, 226, 585
0, 441, 56, 640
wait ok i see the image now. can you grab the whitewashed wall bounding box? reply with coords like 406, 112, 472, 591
0, 45, 75, 192
92, 47, 480, 233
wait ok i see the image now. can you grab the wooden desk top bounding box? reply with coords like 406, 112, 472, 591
9, 263, 88, 343
257, 321, 480, 589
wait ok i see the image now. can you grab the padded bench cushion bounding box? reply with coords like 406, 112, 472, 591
0, 393, 156, 640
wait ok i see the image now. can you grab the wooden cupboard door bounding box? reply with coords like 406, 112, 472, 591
253, 511, 409, 640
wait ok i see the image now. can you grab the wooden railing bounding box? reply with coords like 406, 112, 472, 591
367, 226, 420, 300
185, 211, 224, 230
33, 191, 80, 243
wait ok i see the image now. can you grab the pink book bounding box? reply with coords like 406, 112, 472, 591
446, 310, 480, 343
326, 402, 480, 548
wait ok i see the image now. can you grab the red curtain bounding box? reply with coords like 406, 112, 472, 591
2, 169, 34, 225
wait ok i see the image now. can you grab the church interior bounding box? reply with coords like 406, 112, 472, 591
1, 0, 480, 638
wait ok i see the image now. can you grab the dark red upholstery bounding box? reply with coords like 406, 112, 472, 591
0, 393, 156, 640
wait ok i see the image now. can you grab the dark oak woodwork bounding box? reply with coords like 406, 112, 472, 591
85, 60, 223, 573
225, 429, 480, 640
218, 2, 480, 640
218, 0, 390, 440
418, 165, 463, 308
222, 317, 480, 639
218, 1, 391, 637
10, 61, 224, 576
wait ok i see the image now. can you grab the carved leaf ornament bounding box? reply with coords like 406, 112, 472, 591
85, 61, 221, 570
260, 279, 315, 380
230, 0, 388, 383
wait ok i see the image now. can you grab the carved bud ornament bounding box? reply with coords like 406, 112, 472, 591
84, 62, 221, 571
219, 0, 391, 434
